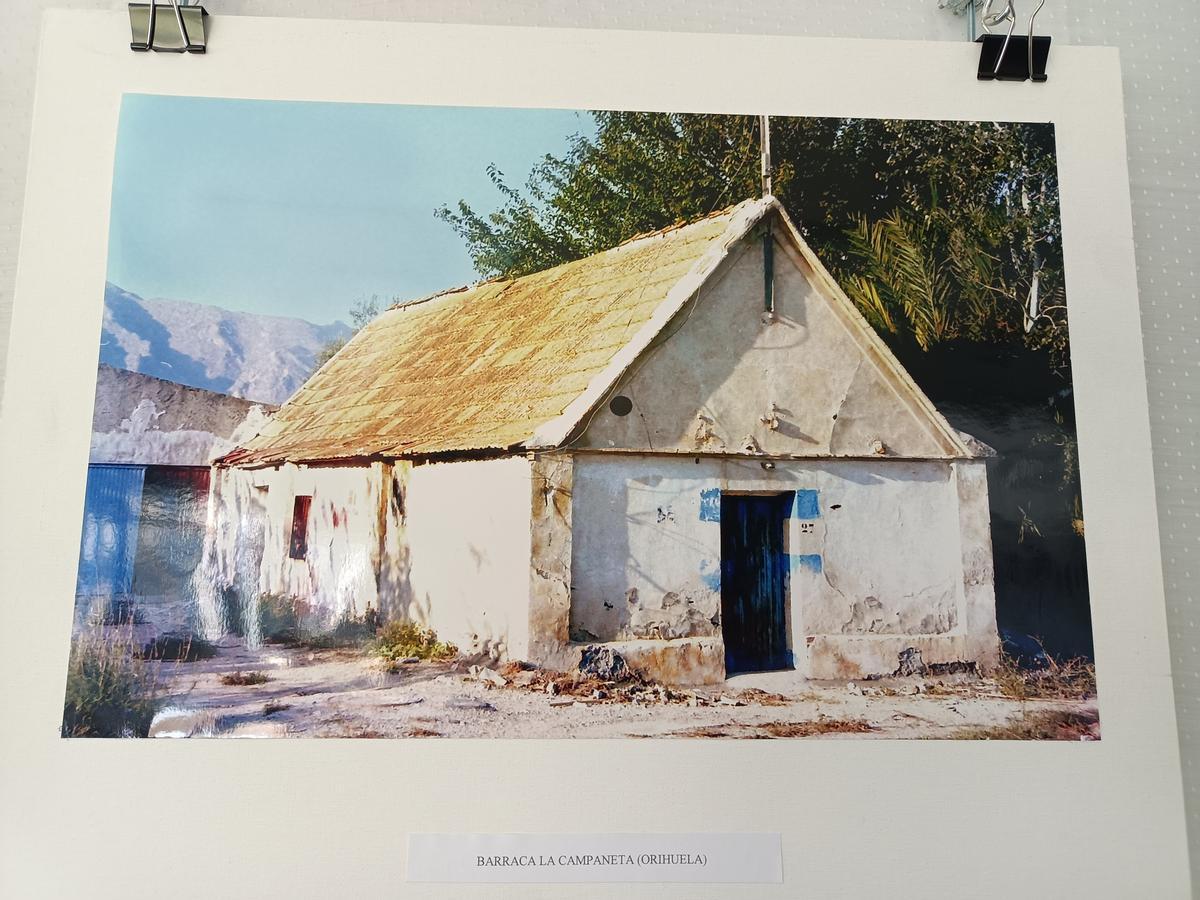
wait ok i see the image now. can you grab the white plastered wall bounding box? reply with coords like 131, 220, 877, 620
207, 456, 537, 658
403, 456, 535, 660
580, 229, 958, 459
570, 452, 998, 678
205, 462, 387, 637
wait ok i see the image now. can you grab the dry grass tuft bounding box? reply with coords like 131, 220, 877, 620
673, 718, 874, 739
945, 708, 1099, 741
993, 652, 1096, 702
736, 688, 791, 706
760, 719, 874, 738
220, 671, 270, 686
337, 727, 386, 739
62, 630, 162, 738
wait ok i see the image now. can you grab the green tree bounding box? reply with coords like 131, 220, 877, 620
439, 114, 1068, 375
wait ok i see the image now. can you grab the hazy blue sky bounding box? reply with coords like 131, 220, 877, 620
106, 94, 593, 324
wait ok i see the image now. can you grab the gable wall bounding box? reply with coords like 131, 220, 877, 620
577, 230, 955, 459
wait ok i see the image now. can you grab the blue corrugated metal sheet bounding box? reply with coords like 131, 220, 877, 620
75, 464, 146, 597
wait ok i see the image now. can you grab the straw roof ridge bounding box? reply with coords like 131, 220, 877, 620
385, 199, 753, 316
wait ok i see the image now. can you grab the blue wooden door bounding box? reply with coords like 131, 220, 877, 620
720, 493, 792, 674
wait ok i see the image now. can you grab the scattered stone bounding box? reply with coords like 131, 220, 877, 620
578, 644, 632, 682
383, 696, 424, 707
926, 660, 978, 677
894, 647, 927, 677
846, 682, 863, 696
592, 689, 607, 700
718, 695, 745, 707
445, 695, 495, 711
546, 682, 558, 696
549, 699, 574, 708
511, 671, 538, 687
398, 656, 420, 665
468, 665, 507, 687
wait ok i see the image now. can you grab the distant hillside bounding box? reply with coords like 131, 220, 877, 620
100, 282, 351, 405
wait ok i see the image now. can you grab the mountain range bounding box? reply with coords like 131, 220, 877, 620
100, 283, 352, 405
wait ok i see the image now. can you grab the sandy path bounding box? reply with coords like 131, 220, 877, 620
147, 640, 1098, 740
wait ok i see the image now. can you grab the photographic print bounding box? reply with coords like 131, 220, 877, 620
65, 94, 1096, 740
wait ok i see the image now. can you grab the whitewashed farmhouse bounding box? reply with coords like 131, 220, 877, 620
210, 196, 1000, 683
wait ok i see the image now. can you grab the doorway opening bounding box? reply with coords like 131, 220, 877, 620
720, 492, 793, 675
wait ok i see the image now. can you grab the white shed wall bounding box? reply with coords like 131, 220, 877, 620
570, 452, 996, 677
405, 456, 534, 660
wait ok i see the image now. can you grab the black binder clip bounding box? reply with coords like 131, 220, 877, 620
129, 0, 208, 53
975, 0, 1050, 82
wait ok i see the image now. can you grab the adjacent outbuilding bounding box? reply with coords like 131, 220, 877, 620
77, 364, 272, 634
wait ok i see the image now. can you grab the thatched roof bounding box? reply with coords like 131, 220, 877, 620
222, 196, 973, 466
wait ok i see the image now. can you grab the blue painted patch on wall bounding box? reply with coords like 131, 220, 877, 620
790, 553, 823, 574
699, 487, 721, 522
699, 559, 721, 591
792, 489, 820, 520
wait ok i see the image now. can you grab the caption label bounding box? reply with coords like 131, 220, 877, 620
407, 832, 782, 883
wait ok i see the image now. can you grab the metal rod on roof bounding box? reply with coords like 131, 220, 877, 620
759, 114, 772, 197
759, 115, 775, 317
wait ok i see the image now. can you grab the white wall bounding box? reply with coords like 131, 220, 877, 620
571, 452, 991, 675
202, 462, 387, 641
580, 234, 957, 458
404, 456, 534, 659
207, 456, 537, 657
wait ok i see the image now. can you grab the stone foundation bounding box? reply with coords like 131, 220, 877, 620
805, 633, 1000, 681
568, 637, 726, 686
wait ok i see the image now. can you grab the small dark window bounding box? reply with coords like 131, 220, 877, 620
609, 395, 633, 417
289, 495, 312, 560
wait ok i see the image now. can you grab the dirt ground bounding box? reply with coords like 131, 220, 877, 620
146, 639, 1099, 740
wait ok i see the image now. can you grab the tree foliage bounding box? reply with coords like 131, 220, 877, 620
437, 114, 1066, 371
